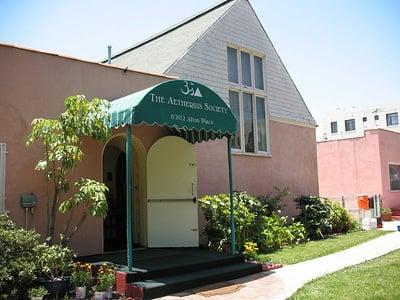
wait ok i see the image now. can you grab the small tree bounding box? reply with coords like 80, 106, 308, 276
27, 95, 111, 246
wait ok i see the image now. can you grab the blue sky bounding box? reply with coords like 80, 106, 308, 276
1, 0, 399, 124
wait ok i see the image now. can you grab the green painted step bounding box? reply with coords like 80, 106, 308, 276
134, 262, 262, 299
125, 254, 245, 282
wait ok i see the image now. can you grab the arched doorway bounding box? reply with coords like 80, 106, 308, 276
102, 135, 146, 252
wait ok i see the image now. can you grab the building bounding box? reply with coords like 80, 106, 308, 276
0, 0, 318, 256
317, 105, 400, 142
318, 128, 400, 210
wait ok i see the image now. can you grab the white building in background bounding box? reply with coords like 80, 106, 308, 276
317, 105, 400, 142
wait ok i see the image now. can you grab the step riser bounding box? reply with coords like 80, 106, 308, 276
143, 264, 261, 299
127, 255, 245, 282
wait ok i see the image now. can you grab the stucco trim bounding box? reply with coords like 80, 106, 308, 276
270, 116, 316, 129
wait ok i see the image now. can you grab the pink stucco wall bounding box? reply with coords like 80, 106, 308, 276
197, 120, 319, 217
1, 44, 319, 254
317, 129, 400, 209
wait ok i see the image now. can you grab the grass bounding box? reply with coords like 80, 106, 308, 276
255, 230, 390, 265
290, 249, 400, 300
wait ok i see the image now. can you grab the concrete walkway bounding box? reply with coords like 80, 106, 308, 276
160, 231, 400, 300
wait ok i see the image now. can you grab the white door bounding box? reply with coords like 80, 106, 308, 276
147, 136, 199, 247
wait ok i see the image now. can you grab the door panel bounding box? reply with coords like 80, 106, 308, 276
147, 136, 198, 247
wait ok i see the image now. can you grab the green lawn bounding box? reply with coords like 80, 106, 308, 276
290, 249, 400, 300
255, 230, 389, 265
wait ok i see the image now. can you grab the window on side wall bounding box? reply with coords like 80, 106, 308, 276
254, 56, 264, 90
229, 91, 241, 149
330, 121, 338, 134
389, 164, 400, 191
345, 119, 355, 132
241, 51, 252, 86
226, 46, 268, 155
386, 112, 399, 126
227, 47, 238, 83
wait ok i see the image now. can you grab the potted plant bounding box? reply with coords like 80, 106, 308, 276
28, 286, 48, 300
95, 264, 117, 300
36, 244, 75, 297
381, 207, 392, 221
71, 262, 91, 299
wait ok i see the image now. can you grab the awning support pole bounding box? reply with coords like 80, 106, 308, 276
126, 125, 133, 271
227, 136, 236, 255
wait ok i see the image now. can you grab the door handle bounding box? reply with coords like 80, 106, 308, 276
192, 197, 197, 203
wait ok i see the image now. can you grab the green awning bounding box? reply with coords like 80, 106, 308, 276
108, 80, 236, 143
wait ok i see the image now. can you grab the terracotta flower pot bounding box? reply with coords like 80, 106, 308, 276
382, 212, 392, 221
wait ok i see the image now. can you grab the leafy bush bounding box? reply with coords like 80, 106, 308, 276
294, 195, 332, 239
259, 214, 305, 250
295, 195, 358, 240
0, 213, 41, 299
200, 190, 304, 253
200, 192, 257, 252
36, 244, 75, 280
326, 201, 355, 234
257, 187, 290, 216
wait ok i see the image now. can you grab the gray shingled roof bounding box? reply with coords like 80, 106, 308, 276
108, 0, 315, 125
109, 0, 236, 74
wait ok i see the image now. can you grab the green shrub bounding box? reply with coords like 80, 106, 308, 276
199, 190, 302, 253
257, 187, 290, 216
259, 214, 305, 250
295, 196, 358, 240
326, 200, 355, 234
36, 244, 74, 280
0, 213, 41, 299
294, 195, 332, 240
200, 192, 257, 252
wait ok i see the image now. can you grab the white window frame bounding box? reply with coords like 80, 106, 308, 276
227, 44, 270, 156
330, 121, 338, 134
386, 112, 399, 127
345, 118, 356, 132
0, 143, 6, 212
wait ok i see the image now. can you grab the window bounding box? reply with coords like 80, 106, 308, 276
227, 47, 238, 83
254, 56, 264, 90
0, 143, 6, 212
229, 91, 241, 149
345, 119, 355, 131
241, 52, 251, 86
330, 121, 338, 134
362, 117, 367, 127
256, 97, 267, 151
389, 164, 400, 191
386, 112, 399, 126
227, 46, 268, 154
243, 93, 255, 152
374, 115, 379, 120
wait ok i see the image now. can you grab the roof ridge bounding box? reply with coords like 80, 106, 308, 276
103, 0, 235, 63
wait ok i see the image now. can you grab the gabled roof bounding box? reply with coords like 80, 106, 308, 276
107, 0, 236, 74
108, 0, 316, 125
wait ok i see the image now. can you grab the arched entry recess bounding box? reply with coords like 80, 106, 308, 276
102, 135, 147, 251
147, 136, 198, 247
107, 79, 237, 271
